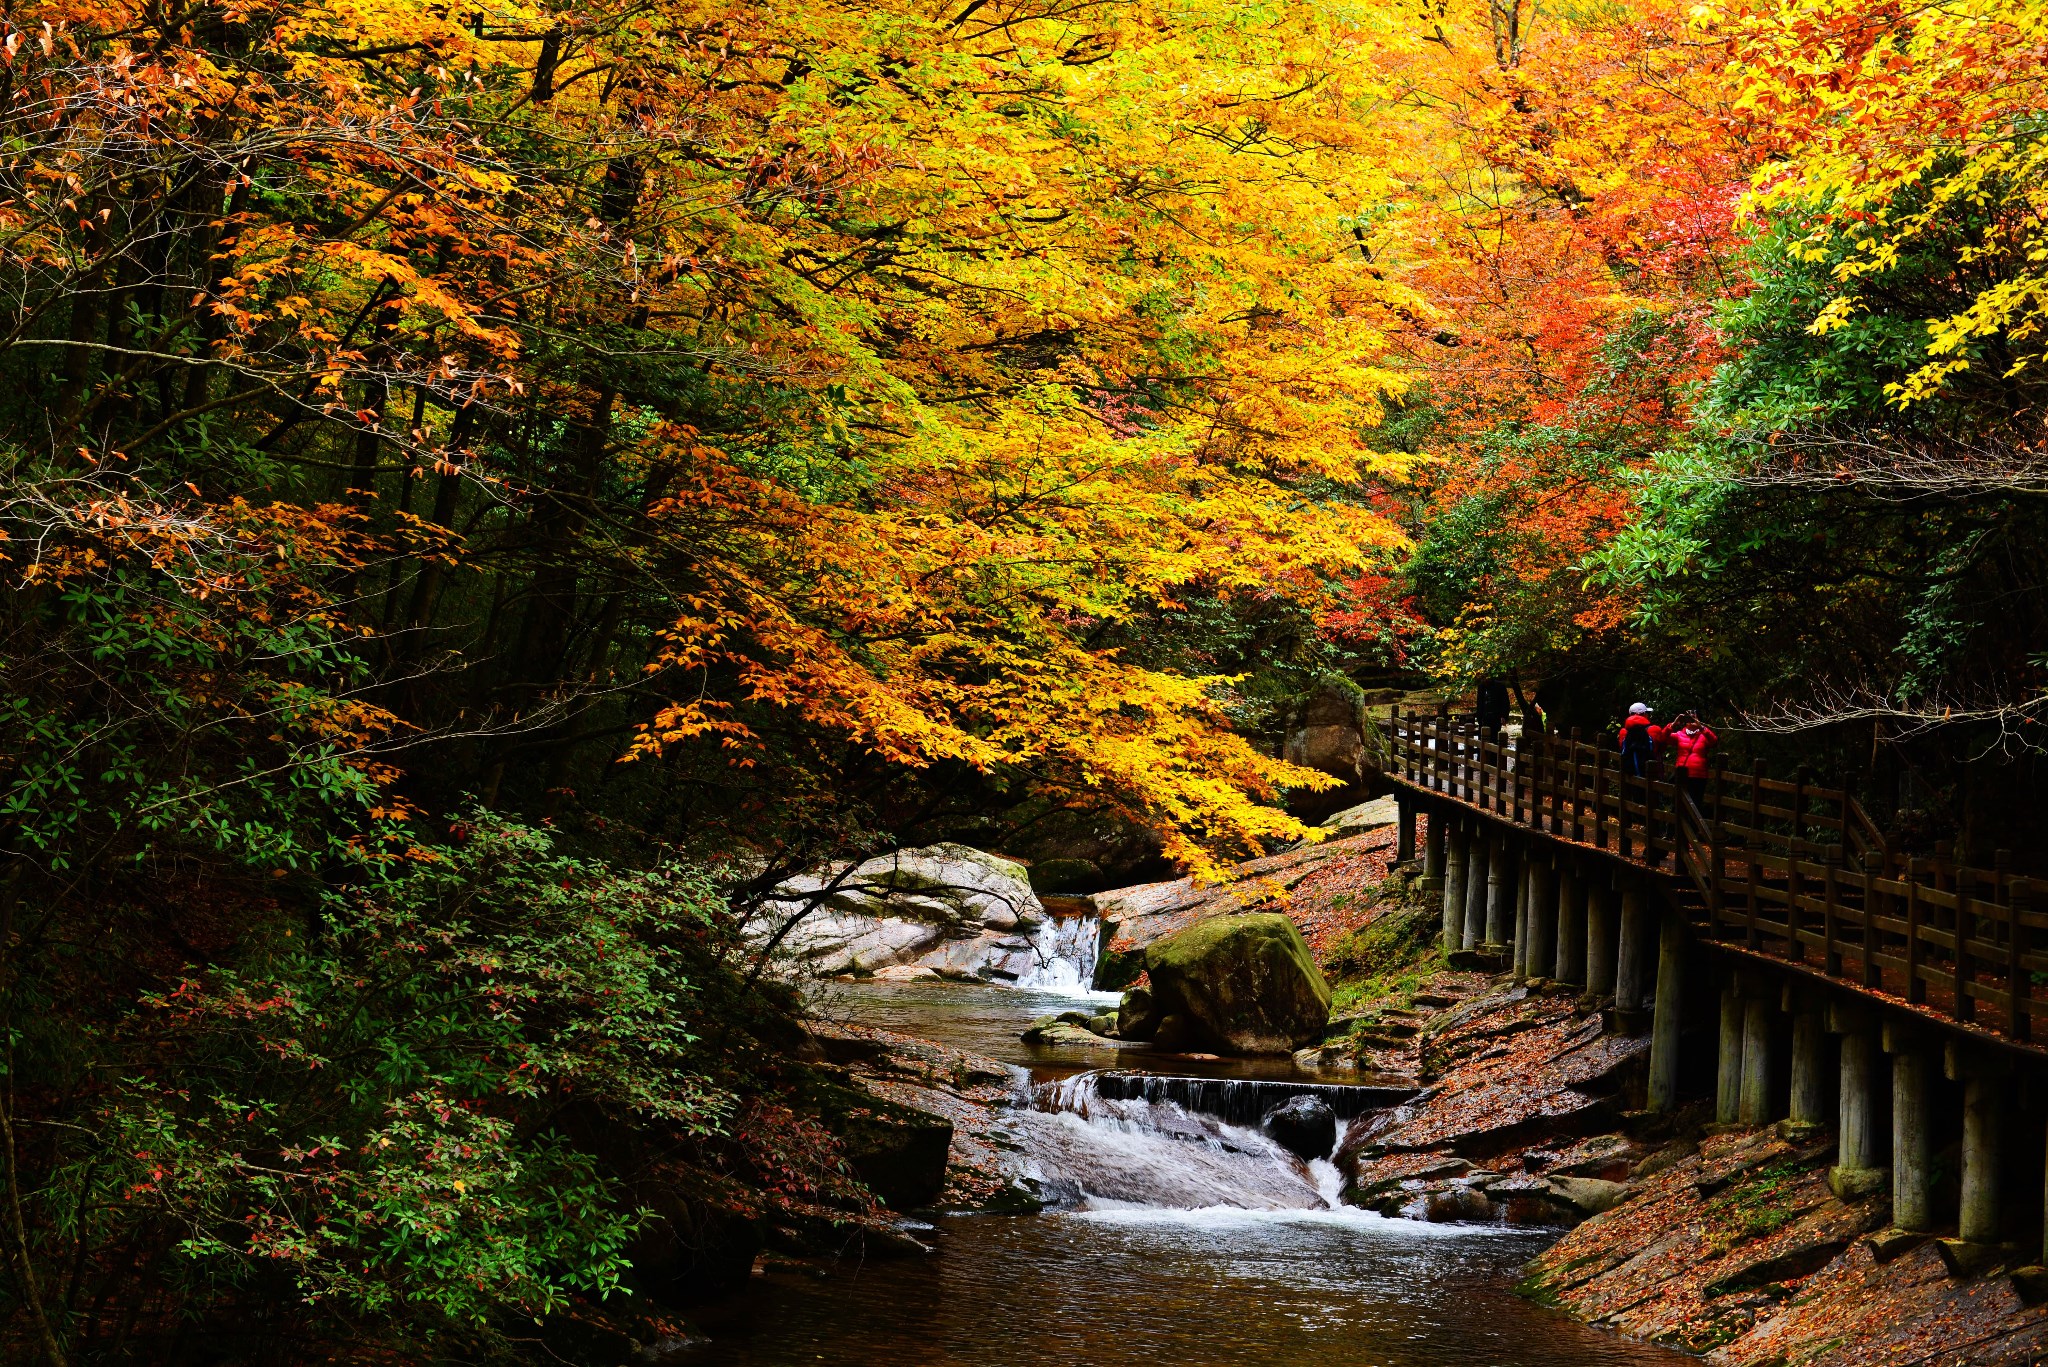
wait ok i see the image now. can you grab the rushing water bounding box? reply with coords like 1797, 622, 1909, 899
710, 980, 1691, 1367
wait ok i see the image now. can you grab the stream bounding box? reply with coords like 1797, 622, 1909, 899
695, 980, 1690, 1366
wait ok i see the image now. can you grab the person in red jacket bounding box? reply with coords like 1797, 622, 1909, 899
1665, 711, 1719, 807
1617, 702, 1662, 778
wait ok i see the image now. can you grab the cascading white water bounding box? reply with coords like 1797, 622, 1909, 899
1010, 911, 1103, 994
1020, 1071, 1515, 1233
1020, 1074, 1331, 1211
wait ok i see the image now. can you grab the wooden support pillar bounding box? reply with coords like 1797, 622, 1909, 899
1834, 1017, 1886, 1173
1485, 833, 1513, 948
1527, 855, 1556, 983
1584, 880, 1616, 999
1513, 852, 1532, 985
1555, 864, 1585, 986
1648, 910, 1685, 1112
1948, 1045, 2009, 1247
1462, 827, 1490, 951
1960, 1075, 2003, 1245
1442, 822, 1469, 951
1423, 808, 1446, 889
1788, 997, 1827, 1127
1396, 795, 1416, 865
1739, 994, 1775, 1126
1615, 877, 1652, 1014
1890, 1032, 1933, 1233
1716, 986, 1744, 1125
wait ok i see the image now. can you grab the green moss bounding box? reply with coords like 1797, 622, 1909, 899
1323, 906, 1439, 985
1513, 1271, 1561, 1306
1706, 1155, 1826, 1243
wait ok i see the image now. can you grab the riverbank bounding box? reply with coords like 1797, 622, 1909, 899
1229, 837, 2048, 1364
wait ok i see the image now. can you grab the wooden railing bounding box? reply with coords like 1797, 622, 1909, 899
1373, 708, 2045, 1046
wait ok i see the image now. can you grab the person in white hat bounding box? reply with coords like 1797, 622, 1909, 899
1618, 702, 1661, 778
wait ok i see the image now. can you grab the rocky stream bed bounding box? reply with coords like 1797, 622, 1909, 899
708, 822, 2048, 1365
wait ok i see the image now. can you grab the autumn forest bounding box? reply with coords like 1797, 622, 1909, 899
3, 0, 2047, 1359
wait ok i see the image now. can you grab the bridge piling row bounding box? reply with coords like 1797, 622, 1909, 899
1390, 710, 2048, 1266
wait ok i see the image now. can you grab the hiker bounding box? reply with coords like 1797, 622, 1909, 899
1666, 711, 1719, 808
1617, 702, 1661, 778
1510, 677, 1547, 738
1475, 677, 1512, 736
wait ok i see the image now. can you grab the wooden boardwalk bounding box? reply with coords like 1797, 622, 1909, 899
1371, 710, 2045, 1056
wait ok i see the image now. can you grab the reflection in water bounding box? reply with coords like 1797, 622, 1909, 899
693, 1209, 1685, 1367
807, 979, 1384, 1082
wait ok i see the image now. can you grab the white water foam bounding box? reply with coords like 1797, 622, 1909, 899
1012, 911, 1113, 997
1027, 1071, 1522, 1235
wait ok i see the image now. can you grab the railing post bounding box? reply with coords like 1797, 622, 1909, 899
1708, 818, 1727, 938
1905, 856, 1925, 1005
1618, 762, 1633, 862
1510, 731, 1524, 825
2011, 878, 2033, 1042
1822, 847, 1841, 976
1787, 847, 1806, 962
1572, 725, 1589, 844
1748, 759, 1763, 850
1955, 886, 1975, 1022
1592, 746, 1608, 853
1435, 702, 1448, 797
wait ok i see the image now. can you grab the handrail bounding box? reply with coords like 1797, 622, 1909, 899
1372, 706, 2041, 1046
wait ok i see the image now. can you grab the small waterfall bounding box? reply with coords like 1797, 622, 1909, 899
1020, 1072, 1326, 1210
1044, 1070, 1416, 1127
1017, 1068, 1413, 1212
1012, 911, 1102, 994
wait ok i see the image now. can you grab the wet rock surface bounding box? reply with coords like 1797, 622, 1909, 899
1132, 912, 1332, 1054
757, 844, 1099, 986
1260, 1095, 1338, 1160
804, 1019, 1037, 1213
1522, 1124, 2048, 1363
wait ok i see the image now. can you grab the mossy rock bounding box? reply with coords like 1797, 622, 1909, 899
1093, 944, 1146, 993
1143, 912, 1332, 1054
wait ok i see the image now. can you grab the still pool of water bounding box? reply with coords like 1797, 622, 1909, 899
692, 1206, 1685, 1366
807, 978, 1401, 1083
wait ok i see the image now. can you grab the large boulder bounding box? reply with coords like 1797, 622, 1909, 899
763, 844, 1077, 982
1141, 912, 1331, 1055
811, 1081, 955, 1211
1283, 684, 1366, 784
1262, 1096, 1338, 1161
788, 843, 1046, 933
